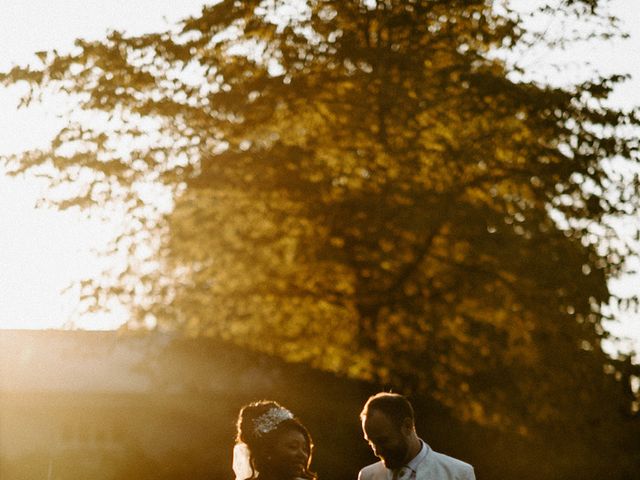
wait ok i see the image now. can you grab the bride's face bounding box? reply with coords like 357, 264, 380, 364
268, 428, 310, 478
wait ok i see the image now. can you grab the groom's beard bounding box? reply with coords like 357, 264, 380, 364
378, 443, 409, 470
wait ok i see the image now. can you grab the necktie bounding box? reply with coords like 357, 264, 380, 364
393, 466, 413, 480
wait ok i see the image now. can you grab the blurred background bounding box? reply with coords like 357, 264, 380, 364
1, 1, 639, 479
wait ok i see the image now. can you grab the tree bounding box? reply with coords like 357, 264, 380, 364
2, 0, 638, 438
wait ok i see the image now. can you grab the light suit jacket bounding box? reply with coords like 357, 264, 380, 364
358, 444, 475, 480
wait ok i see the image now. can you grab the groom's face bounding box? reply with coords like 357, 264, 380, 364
362, 409, 410, 469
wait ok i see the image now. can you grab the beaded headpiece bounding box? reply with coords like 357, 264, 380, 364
253, 406, 294, 436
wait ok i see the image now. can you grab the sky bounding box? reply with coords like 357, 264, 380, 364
0, 0, 210, 330
0, 0, 638, 355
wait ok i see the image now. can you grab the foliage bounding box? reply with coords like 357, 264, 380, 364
1, 0, 639, 435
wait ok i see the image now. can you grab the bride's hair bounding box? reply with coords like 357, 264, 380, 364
235, 400, 316, 480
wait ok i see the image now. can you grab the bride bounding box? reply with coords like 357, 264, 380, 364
233, 400, 317, 480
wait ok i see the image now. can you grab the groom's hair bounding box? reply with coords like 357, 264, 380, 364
360, 392, 415, 427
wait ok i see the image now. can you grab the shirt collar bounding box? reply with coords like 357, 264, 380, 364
406, 439, 428, 473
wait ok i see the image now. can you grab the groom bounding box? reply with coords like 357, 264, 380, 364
358, 392, 475, 480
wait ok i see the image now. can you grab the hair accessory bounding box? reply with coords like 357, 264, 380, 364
253, 407, 294, 436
